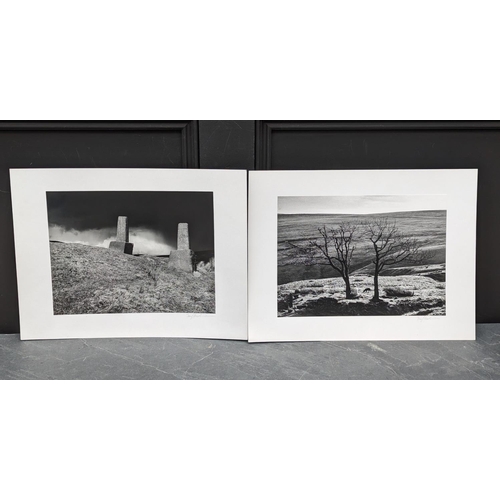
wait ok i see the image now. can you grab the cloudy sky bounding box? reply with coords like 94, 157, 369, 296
47, 191, 214, 255
278, 195, 447, 215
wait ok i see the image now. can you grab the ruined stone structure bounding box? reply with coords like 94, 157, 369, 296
168, 222, 194, 272
109, 216, 134, 255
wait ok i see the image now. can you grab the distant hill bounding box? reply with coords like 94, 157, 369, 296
50, 242, 215, 315
278, 210, 446, 285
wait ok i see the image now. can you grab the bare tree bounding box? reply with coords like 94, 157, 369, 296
286, 222, 359, 299
365, 218, 428, 301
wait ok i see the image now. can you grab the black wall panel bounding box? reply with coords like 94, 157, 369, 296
1, 121, 498, 331
199, 120, 254, 170
0, 121, 198, 333
255, 121, 500, 323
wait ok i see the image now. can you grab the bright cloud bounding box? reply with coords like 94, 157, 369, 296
48, 225, 172, 255
127, 228, 172, 255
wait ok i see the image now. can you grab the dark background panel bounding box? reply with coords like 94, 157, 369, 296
270, 129, 497, 171
256, 121, 500, 323
0, 121, 198, 333
199, 120, 254, 169
1, 121, 499, 331
0, 130, 182, 170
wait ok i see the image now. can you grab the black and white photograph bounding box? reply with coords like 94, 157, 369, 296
250, 169, 475, 341
47, 191, 215, 315
277, 195, 446, 317
11, 168, 247, 340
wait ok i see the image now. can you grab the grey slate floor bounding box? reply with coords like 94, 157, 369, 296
0, 324, 499, 379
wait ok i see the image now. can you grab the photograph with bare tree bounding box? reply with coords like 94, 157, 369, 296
278, 196, 446, 317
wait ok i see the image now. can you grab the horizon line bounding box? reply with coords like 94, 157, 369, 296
279, 208, 446, 216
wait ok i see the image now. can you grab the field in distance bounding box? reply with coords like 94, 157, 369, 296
278, 210, 446, 285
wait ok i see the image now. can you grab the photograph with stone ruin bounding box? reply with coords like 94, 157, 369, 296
47, 191, 215, 315
277, 196, 446, 317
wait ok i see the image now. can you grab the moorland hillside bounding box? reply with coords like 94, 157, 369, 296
50, 242, 215, 315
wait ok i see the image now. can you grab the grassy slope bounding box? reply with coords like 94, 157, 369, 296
278, 210, 446, 285
50, 242, 215, 315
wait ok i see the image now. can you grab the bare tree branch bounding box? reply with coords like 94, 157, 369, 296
364, 217, 430, 301
285, 222, 359, 299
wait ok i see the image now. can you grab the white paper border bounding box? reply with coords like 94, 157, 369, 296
249, 169, 477, 342
11, 168, 247, 340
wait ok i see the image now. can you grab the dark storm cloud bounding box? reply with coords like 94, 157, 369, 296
46, 191, 214, 251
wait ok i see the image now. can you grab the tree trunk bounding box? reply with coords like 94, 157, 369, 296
344, 276, 352, 299
372, 254, 381, 302
373, 272, 380, 301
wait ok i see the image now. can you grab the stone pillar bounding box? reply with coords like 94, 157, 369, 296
177, 222, 190, 250
109, 216, 134, 255
168, 222, 194, 272
117, 216, 129, 242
